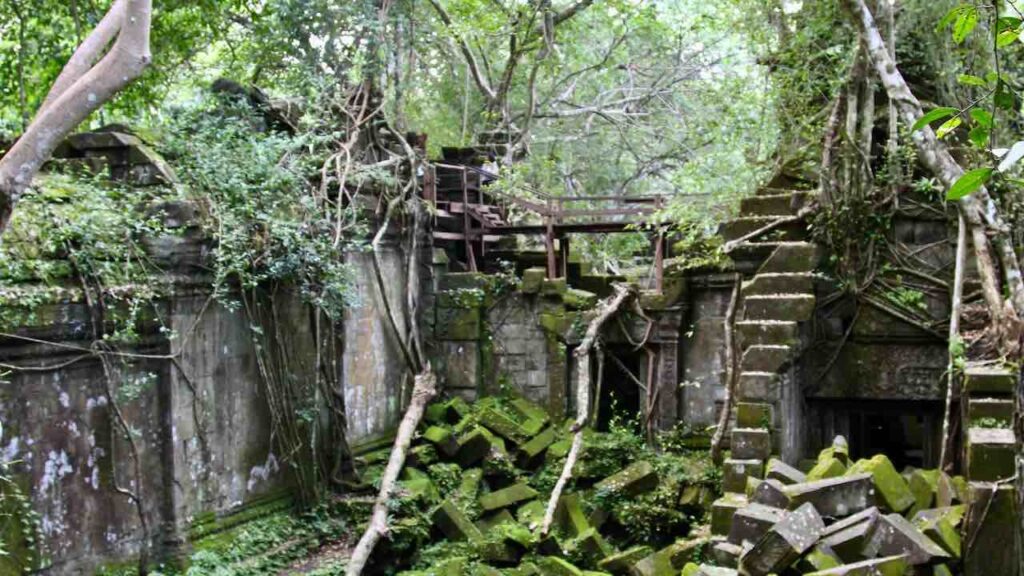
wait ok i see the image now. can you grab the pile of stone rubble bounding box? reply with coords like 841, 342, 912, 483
701, 437, 966, 575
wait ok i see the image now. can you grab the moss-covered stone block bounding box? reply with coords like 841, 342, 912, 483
433, 500, 483, 542
520, 267, 546, 294
565, 527, 613, 565
711, 493, 748, 536
478, 407, 528, 444
435, 306, 483, 341
914, 513, 961, 558
537, 556, 584, 576
967, 427, 1016, 481
439, 272, 493, 291
907, 469, 938, 517
598, 545, 652, 573
563, 288, 599, 310
541, 278, 568, 296
518, 426, 557, 467
479, 483, 539, 512
516, 499, 546, 527
736, 402, 773, 429
422, 425, 458, 456
555, 493, 591, 536
723, 459, 764, 493
847, 455, 915, 513
807, 456, 846, 481
594, 461, 658, 497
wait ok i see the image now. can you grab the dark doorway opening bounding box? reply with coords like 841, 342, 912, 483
806, 399, 944, 470
596, 345, 643, 431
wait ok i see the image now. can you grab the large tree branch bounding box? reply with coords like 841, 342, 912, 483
846, 0, 1024, 320
553, 0, 596, 26
0, 0, 152, 237
427, 0, 497, 102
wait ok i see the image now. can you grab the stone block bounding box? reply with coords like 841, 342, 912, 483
968, 397, 1014, 425
783, 474, 873, 518
964, 482, 1019, 576
736, 320, 798, 350
736, 402, 773, 429
711, 539, 742, 568
744, 294, 816, 322
751, 478, 791, 508
520, 268, 546, 294
913, 512, 960, 558
862, 513, 949, 566
738, 502, 825, 576
564, 527, 613, 565
766, 458, 806, 485
819, 510, 878, 562
563, 288, 599, 310
476, 509, 515, 532
847, 455, 915, 513
794, 544, 843, 572
421, 425, 458, 456
711, 493, 748, 536
964, 365, 1016, 395
555, 493, 591, 536
479, 483, 538, 512
907, 469, 937, 517
537, 556, 584, 576
510, 397, 550, 426
757, 242, 821, 274
910, 505, 965, 530
439, 272, 492, 291
595, 461, 658, 497
457, 468, 483, 501
803, 555, 909, 575
967, 427, 1015, 481
518, 426, 557, 467
723, 459, 764, 493
694, 566, 738, 576
478, 407, 528, 444
807, 456, 847, 481
433, 500, 483, 542
728, 502, 786, 545
435, 306, 483, 340
456, 427, 495, 467
597, 545, 651, 574
819, 436, 850, 464
731, 428, 772, 460
516, 499, 545, 527
736, 371, 780, 402
634, 537, 708, 575
740, 344, 792, 372
742, 272, 814, 297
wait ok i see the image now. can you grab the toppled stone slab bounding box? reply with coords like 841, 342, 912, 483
738, 502, 825, 576
803, 555, 908, 575
422, 425, 459, 456
783, 474, 873, 518
518, 426, 557, 467
766, 458, 806, 485
751, 478, 790, 509
794, 544, 843, 572
913, 510, 961, 558
433, 500, 483, 542
479, 407, 530, 444
712, 493, 749, 536
479, 483, 539, 512
862, 513, 950, 566
847, 455, 914, 513
633, 537, 708, 576
711, 540, 742, 568
807, 456, 847, 481
819, 511, 877, 562
594, 461, 658, 497
728, 503, 785, 546
597, 545, 651, 573
555, 493, 590, 536
537, 556, 584, 576
457, 427, 498, 466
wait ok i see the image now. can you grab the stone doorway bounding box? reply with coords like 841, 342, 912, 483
595, 345, 644, 431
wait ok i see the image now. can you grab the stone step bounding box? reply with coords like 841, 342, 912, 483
964, 365, 1016, 396
744, 294, 816, 322
756, 186, 816, 197
737, 372, 781, 402
757, 242, 821, 274
967, 427, 1015, 481
741, 273, 814, 297
967, 398, 1014, 425
737, 320, 798, 349
719, 216, 806, 242
741, 344, 793, 373
739, 193, 809, 217
728, 241, 786, 264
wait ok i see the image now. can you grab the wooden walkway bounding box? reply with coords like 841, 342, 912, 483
423, 159, 670, 290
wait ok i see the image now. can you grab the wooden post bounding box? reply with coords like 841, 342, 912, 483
545, 198, 557, 279
462, 168, 477, 272
560, 235, 570, 279
653, 230, 665, 293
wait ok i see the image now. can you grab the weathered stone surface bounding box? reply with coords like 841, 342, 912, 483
794, 544, 843, 572
634, 537, 708, 575
731, 428, 772, 460
738, 502, 825, 576
555, 493, 590, 536
803, 555, 909, 575
914, 512, 960, 558
807, 456, 847, 481
711, 540, 742, 568
964, 365, 1015, 395
766, 458, 806, 485
457, 427, 496, 466
741, 272, 814, 297
736, 371, 781, 402
847, 455, 915, 513
564, 527, 613, 565
757, 242, 821, 274
967, 397, 1014, 424
537, 556, 584, 576
458, 468, 484, 502
862, 513, 950, 566
595, 461, 658, 497
422, 425, 459, 456
479, 483, 539, 512
728, 503, 785, 545
743, 295, 816, 322
563, 288, 599, 310
518, 426, 557, 467
478, 407, 529, 444
819, 513, 877, 562
910, 505, 964, 530
964, 482, 1019, 576
597, 545, 651, 573
520, 268, 546, 294
694, 566, 738, 576
476, 509, 516, 532
783, 474, 873, 518
723, 458, 764, 493
736, 402, 773, 429
907, 469, 937, 517
740, 344, 792, 372
967, 427, 1015, 481
711, 493, 748, 536
751, 478, 790, 509
433, 500, 483, 542
736, 320, 798, 350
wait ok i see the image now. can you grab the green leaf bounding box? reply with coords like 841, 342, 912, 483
953, 6, 979, 43
970, 108, 993, 128
946, 168, 993, 201
936, 117, 962, 139
911, 107, 958, 132
958, 74, 987, 87
937, 6, 964, 31
969, 125, 989, 147
995, 85, 1016, 111
997, 28, 1021, 48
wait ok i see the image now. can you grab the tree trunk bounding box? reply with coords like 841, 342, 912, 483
845, 0, 1024, 331
710, 274, 741, 464
540, 283, 636, 535
345, 369, 437, 576
0, 0, 152, 238
939, 211, 966, 471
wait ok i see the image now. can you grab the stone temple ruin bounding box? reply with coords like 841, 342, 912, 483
0, 127, 1017, 574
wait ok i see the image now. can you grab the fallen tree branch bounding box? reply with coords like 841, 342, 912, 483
540, 283, 636, 536
723, 216, 800, 253
939, 210, 967, 471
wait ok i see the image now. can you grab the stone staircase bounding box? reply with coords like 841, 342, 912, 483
711, 185, 821, 537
